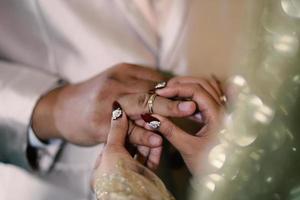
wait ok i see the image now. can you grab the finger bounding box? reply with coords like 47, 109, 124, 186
125, 78, 157, 93
167, 76, 222, 105
135, 145, 150, 165
134, 119, 145, 127
211, 74, 227, 105
152, 96, 197, 117
156, 83, 221, 119
141, 114, 196, 154
147, 146, 162, 170
156, 84, 224, 133
189, 112, 205, 124
211, 74, 224, 97
168, 76, 223, 96
126, 64, 164, 82
106, 101, 128, 146
118, 93, 197, 119
156, 83, 225, 135
128, 121, 162, 147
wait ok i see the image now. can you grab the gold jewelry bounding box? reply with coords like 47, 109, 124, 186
147, 94, 157, 113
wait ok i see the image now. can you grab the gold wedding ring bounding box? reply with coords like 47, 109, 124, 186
147, 94, 157, 113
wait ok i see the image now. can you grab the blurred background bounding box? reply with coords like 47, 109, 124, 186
191, 0, 300, 199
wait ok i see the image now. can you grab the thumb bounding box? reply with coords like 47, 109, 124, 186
106, 101, 129, 146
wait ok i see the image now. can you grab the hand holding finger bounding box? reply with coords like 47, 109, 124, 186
141, 114, 196, 155
135, 145, 162, 170
156, 83, 223, 129
128, 121, 162, 147
167, 76, 225, 105
118, 93, 196, 119
141, 113, 219, 175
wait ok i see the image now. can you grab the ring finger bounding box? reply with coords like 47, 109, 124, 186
118, 93, 197, 119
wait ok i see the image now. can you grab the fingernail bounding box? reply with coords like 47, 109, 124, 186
149, 135, 161, 146
178, 101, 195, 112
154, 81, 167, 90
112, 101, 122, 120
141, 114, 161, 129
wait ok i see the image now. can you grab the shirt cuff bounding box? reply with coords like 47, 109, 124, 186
27, 127, 63, 172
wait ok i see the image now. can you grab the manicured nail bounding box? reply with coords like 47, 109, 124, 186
141, 114, 161, 129
154, 81, 167, 90
178, 101, 195, 112
149, 135, 161, 146
112, 101, 122, 120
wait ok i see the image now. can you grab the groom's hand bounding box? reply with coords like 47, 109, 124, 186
31, 63, 196, 147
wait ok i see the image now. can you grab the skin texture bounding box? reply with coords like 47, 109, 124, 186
91, 108, 164, 195
92, 76, 224, 178
93, 108, 136, 173
31, 63, 196, 148
140, 77, 225, 176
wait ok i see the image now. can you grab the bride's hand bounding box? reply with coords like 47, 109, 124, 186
91, 102, 177, 200
142, 77, 225, 176
92, 101, 162, 179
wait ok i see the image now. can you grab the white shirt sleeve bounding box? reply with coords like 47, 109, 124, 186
27, 127, 63, 172
28, 127, 62, 148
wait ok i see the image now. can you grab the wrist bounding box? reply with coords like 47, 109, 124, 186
32, 86, 65, 141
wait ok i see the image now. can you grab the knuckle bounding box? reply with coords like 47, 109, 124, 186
117, 63, 129, 70
167, 79, 177, 86
170, 76, 181, 84
167, 101, 180, 115
130, 129, 145, 144
192, 84, 201, 91
105, 74, 119, 85
191, 84, 203, 96
137, 93, 150, 109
